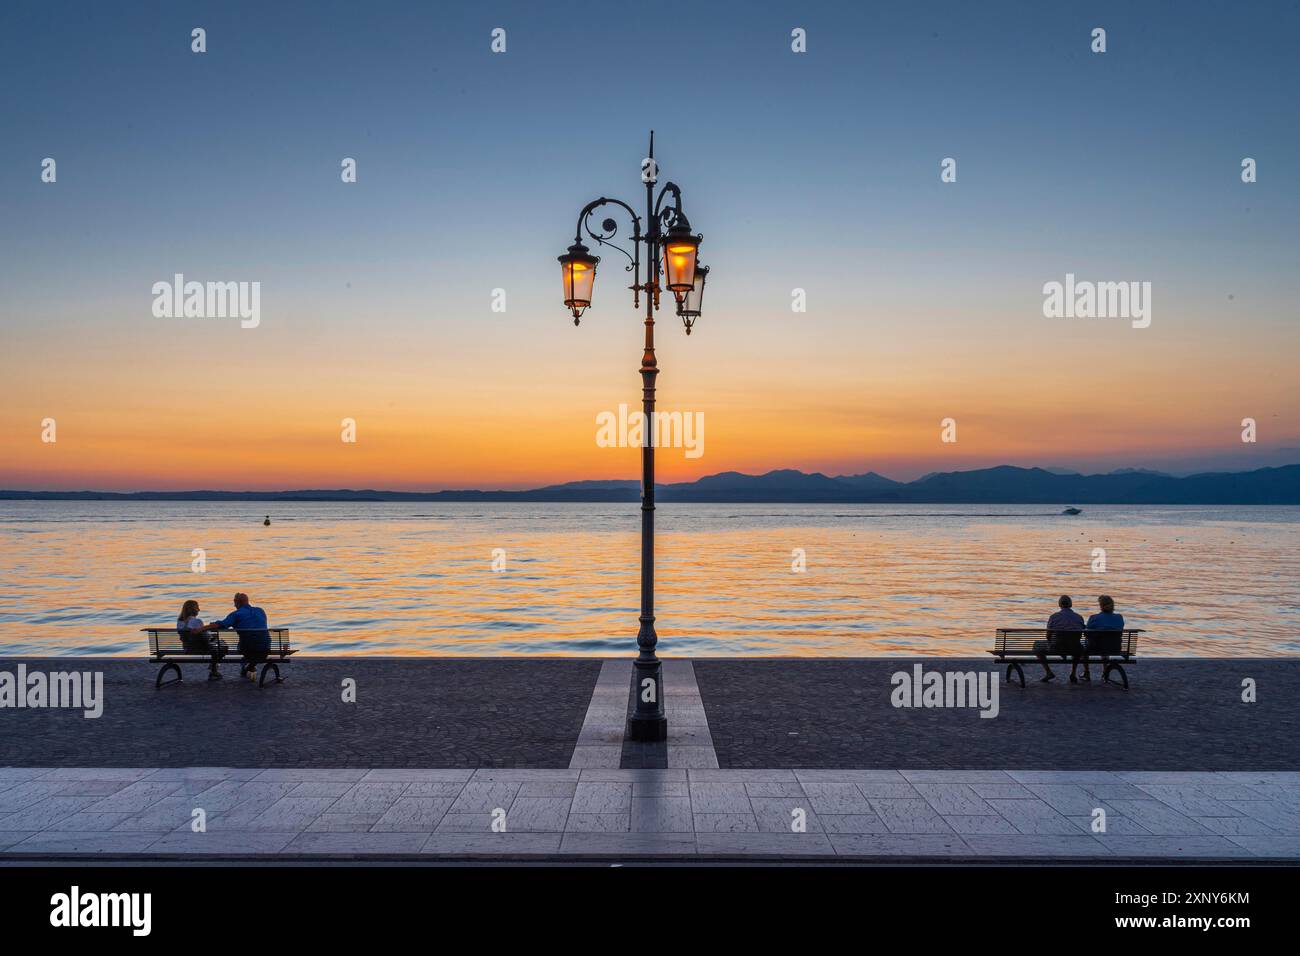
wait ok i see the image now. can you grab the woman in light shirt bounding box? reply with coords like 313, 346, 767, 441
176, 600, 226, 680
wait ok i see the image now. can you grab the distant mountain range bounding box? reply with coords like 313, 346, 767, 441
4, 464, 1299, 504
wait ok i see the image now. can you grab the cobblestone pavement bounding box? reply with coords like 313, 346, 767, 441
3, 657, 1297, 773
2, 767, 1297, 861
694, 659, 1300, 770
0, 659, 600, 768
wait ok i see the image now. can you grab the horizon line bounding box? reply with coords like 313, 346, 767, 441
3, 460, 1297, 498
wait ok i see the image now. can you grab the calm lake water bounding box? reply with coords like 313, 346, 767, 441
1, 502, 1297, 657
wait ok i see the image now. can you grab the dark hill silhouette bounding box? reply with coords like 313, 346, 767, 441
3, 464, 1298, 504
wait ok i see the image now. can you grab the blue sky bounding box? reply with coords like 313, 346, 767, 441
1, 0, 1298, 488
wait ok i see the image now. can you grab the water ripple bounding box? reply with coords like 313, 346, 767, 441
1, 501, 1296, 657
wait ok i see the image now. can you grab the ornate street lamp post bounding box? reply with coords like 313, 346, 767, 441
557, 132, 707, 742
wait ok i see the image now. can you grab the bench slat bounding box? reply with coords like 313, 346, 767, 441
143, 627, 293, 657
991, 628, 1140, 660
149, 655, 294, 661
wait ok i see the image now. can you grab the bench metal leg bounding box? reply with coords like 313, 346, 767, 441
1006, 662, 1025, 689
1103, 662, 1128, 689
258, 662, 283, 688
155, 662, 182, 689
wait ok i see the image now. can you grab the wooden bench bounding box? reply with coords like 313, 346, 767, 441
991, 628, 1142, 690
144, 628, 295, 689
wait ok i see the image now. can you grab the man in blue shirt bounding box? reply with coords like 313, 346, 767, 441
1081, 595, 1126, 682
204, 593, 271, 680
1034, 595, 1086, 683
1086, 595, 1125, 631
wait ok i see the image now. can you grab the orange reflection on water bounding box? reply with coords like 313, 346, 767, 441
1, 502, 1296, 657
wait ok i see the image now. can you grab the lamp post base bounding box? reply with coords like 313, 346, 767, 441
627, 656, 668, 742
626, 713, 668, 742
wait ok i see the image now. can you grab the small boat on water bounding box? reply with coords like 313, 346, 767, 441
1062, 507, 1082, 515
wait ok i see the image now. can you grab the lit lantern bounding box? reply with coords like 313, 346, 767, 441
661, 221, 701, 296
558, 241, 599, 323
676, 264, 708, 334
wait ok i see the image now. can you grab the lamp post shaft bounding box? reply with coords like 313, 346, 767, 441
628, 153, 667, 742
562, 135, 697, 742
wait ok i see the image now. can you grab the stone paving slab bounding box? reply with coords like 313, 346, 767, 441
3, 767, 1298, 862
570, 660, 632, 768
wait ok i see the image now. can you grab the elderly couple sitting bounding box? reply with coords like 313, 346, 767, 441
1034, 594, 1126, 683
176, 592, 272, 681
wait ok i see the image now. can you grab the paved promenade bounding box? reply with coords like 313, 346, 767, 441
1, 658, 600, 768
2, 767, 1298, 861
3, 657, 1296, 770
696, 658, 1300, 769
3, 656, 1297, 861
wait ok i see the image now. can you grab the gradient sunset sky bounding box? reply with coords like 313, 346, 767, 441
2, 0, 1297, 491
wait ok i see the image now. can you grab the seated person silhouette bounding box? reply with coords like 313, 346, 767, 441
1033, 595, 1085, 683
1079, 595, 1126, 682
203, 592, 272, 681
175, 599, 228, 681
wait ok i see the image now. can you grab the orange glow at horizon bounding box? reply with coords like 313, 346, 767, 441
3, 348, 1296, 491
3, 286, 1298, 492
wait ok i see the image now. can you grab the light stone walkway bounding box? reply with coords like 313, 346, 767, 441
569, 660, 630, 769
3, 767, 1299, 860
663, 659, 719, 769
568, 659, 720, 770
